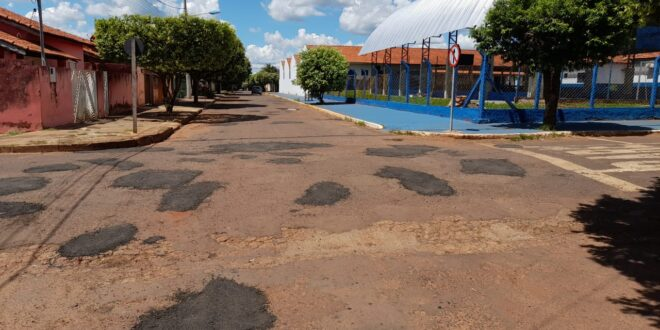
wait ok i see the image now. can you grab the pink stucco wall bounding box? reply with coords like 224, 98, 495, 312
0, 59, 43, 132
40, 66, 74, 128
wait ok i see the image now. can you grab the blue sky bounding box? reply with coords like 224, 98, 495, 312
5, 1, 472, 70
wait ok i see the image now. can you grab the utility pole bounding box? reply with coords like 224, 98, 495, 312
36, 0, 46, 67
183, 0, 188, 15
131, 38, 138, 133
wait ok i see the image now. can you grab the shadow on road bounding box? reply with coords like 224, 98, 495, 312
191, 114, 268, 125
571, 178, 660, 326
206, 103, 266, 110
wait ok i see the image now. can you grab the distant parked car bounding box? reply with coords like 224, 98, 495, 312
251, 86, 263, 95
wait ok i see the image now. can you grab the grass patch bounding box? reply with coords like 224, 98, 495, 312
355, 121, 366, 127
390, 130, 418, 136
337, 91, 450, 106
6, 130, 23, 136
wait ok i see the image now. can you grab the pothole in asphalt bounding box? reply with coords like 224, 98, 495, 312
209, 142, 332, 154
366, 145, 438, 158
295, 181, 350, 206
112, 170, 202, 190
133, 278, 276, 330
267, 158, 302, 165
58, 223, 138, 258
23, 163, 80, 173
0, 201, 45, 218
178, 157, 215, 163
271, 121, 303, 124
269, 152, 312, 157
143, 235, 165, 245
158, 182, 223, 212
375, 166, 455, 196
233, 154, 258, 160
82, 158, 143, 171
460, 159, 526, 177
0, 177, 50, 196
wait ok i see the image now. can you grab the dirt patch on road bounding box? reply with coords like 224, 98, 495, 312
375, 166, 455, 196
23, 163, 80, 173
268, 158, 302, 165
0, 177, 49, 196
460, 159, 526, 177
0, 201, 45, 218
271, 121, 303, 124
295, 182, 350, 206
58, 223, 138, 258
209, 142, 332, 154
112, 170, 202, 190
133, 278, 276, 330
366, 145, 438, 158
158, 182, 223, 212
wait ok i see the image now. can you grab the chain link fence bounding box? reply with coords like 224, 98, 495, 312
338, 55, 659, 111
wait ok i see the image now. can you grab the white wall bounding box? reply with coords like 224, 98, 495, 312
278, 57, 304, 96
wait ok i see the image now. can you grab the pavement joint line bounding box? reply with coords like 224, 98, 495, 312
482, 143, 644, 192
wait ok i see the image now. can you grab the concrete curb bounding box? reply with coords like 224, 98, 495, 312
398, 129, 660, 139
0, 108, 204, 153
268, 94, 384, 130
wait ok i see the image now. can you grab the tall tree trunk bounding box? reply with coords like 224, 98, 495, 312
542, 67, 561, 130
162, 75, 175, 113
192, 75, 200, 104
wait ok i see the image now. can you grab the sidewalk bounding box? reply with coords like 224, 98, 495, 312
0, 101, 209, 153
274, 93, 660, 138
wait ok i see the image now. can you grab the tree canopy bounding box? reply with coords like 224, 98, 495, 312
472, 0, 638, 129
95, 15, 248, 110
296, 47, 348, 104
248, 64, 279, 91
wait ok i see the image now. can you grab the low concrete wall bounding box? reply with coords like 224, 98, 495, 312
326, 94, 660, 124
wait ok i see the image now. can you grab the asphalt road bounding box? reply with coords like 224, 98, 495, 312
0, 93, 659, 329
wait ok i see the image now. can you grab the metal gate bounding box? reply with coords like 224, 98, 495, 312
72, 70, 98, 122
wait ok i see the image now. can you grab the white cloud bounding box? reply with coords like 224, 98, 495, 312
85, 0, 163, 17
339, 0, 412, 35
265, 0, 411, 35
249, 27, 262, 33
27, 2, 89, 37
246, 28, 342, 71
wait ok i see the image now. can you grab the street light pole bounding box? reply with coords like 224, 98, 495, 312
36, 0, 46, 67
183, 0, 188, 15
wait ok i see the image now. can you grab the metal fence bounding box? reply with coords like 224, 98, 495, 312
339, 54, 659, 112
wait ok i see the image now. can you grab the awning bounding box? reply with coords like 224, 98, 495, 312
359, 0, 495, 55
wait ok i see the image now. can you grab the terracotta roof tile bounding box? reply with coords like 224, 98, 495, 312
0, 29, 79, 60
0, 7, 93, 46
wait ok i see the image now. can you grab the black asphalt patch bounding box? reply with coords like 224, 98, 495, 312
385, 138, 404, 141
267, 158, 302, 164
178, 157, 215, 163
145, 147, 175, 152
23, 163, 80, 173
494, 144, 522, 149
269, 152, 312, 157
460, 159, 526, 177
133, 278, 276, 330
143, 236, 165, 245
271, 121, 303, 124
375, 166, 455, 196
209, 142, 332, 154
158, 182, 223, 212
0, 177, 50, 196
366, 145, 438, 158
58, 223, 137, 258
83, 158, 143, 171
296, 182, 350, 206
192, 114, 267, 125
233, 154, 258, 160
0, 201, 45, 218
112, 170, 202, 190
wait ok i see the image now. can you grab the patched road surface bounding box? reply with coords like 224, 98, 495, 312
0, 93, 659, 329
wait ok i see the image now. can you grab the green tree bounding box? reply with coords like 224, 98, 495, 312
248, 64, 279, 91
296, 47, 348, 104
471, 0, 638, 129
95, 15, 247, 111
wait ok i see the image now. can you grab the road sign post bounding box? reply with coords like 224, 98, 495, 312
448, 44, 461, 131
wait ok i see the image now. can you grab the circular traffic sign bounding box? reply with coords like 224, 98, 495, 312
449, 44, 461, 68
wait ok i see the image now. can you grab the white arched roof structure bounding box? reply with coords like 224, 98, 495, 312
359, 0, 495, 55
